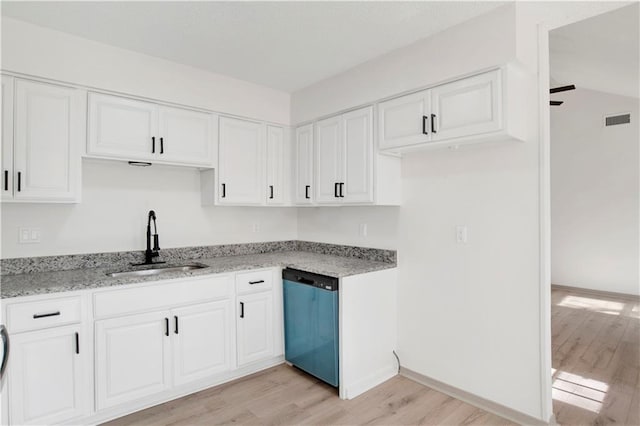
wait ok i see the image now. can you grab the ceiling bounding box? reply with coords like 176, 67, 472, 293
550, 2, 639, 99
1, 1, 505, 93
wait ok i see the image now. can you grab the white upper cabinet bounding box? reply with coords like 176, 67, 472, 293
378, 89, 431, 150
430, 69, 501, 141
378, 68, 522, 152
11, 79, 83, 202
158, 106, 215, 166
88, 92, 215, 167
1, 75, 14, 201
315, 116, 343, 203
217, 116, 264, 205
342, 107, 374, 203
88, 93, 158, 161
314, 106, 374, 205
293, 124, 314, 204
265, 125, 288, 205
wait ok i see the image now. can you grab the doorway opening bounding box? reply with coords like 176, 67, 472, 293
547, 4, 639, 424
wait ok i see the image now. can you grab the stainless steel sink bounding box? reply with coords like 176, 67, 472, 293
106, 263, 208, 278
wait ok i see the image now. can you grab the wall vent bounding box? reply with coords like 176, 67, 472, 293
604, 113, 631, 126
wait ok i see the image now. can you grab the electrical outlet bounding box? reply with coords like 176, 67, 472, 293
252, 223, 260, 233
19, 227, 41, 244
359, 223, 368, 237
456, 226, 468, 244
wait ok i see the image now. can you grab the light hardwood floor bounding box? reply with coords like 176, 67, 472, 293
104, 287, 640, 426
551, 287, 639, 426
104, 364, 515, 426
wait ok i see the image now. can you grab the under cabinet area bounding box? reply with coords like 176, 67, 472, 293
1, 77, 83, 203
88, 92, 216, 167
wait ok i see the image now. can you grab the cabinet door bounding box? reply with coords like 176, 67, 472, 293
378, 89, 431, 149
218, 117, 264, 205
88, 92, 158, 161
1, 75, 13, 201
266, 125, 285, 205
158, 106, 214, 166
9, 325, 87, 425
237, 292, 274, 366
430, 69, 502, 141
13, 80, 82, 201
343, 106, 374, 203
315, 116, 343, 204
294, 124, 313, 204
95, 311, 172, 410
172, 300, 234, 386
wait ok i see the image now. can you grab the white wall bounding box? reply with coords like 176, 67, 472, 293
1, 160, 297, 258
1, 17, 290, 125
1, 17, 297, 259
551, 88, 639, 295
294, 4, 550, 420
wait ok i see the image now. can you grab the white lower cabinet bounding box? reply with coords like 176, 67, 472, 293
95, 310, 172, 410
236, 291, 274, 366
3, 269, 282, 425
9, 325, 88, 425
172, 300, 234, 385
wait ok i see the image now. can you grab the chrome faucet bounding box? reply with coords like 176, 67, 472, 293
134, 210, 165, 266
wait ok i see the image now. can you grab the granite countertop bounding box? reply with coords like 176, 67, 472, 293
1, 251, 395, 298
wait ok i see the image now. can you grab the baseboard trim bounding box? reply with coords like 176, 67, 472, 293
400, 367, 549, 426
552, 284, 639, 301
341, 364, 398, 400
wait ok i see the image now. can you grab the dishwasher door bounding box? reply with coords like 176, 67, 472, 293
283, 269, 339, 387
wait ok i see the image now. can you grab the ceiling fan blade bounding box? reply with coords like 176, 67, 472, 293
550, 100, 564, 106
550, 85, 576, 94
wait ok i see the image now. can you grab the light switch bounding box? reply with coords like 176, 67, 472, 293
456, 226, 468, 244
19, 227, 41, 244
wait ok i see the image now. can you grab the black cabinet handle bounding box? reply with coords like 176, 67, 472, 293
240, 302, 244, 318
269, 185, 274, 199
160, 137, 164, 154
17, 172, 21, 192
249, 280, 264, 285
152, 136, 156, 153
3, 170, 7, 191
431, 114, 437, 133
75, 332, 79, 354
305, 185, 310, 199
164, 318, 169, 336
174, 316, 179, 334
339, 183, 345, 198
221, 183, 226, 198
422, 115, 429, 135
33, 311, 60, 319
334, 182, 339, 198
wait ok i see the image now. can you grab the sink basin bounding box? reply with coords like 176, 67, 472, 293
106, 263, 208, 278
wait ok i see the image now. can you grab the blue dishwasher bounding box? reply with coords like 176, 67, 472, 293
282, 268, 339, 387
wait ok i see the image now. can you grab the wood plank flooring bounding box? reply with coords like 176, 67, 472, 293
104, 287, 640, 426
551, 287, 640, 425
104, 365, 515, 426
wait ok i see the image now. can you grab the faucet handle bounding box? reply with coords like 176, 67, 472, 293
153, 234, 160, 252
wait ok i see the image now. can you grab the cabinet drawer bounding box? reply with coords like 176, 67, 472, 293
7, 296, 82, 333
235, 269, 273, 294
94, 274, 233, 319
